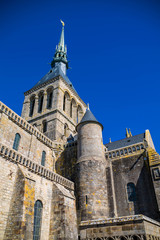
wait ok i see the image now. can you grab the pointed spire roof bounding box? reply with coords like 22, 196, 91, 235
76, 108, 103, 130
30, 20, 75, 91
51, 20, 68, 69
59, 22, 65, 51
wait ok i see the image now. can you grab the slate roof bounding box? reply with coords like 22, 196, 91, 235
80, 109, 99, 124
105, 133, 145, 151
77, 109, 103, 130
31, 64, 76, 92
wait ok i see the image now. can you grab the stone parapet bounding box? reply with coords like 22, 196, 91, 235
80, 214, 160, 227
0, 101, 53, 148
79, 215, 160, 239
0, 141, 74, 191
105, 142, 145, 160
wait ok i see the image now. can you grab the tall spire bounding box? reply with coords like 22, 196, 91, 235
51, 20, 68, 70
59, 20, 65, 51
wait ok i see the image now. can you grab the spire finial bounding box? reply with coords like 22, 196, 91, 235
87, 103, 90, 110
51, 20, 68, 70
60, 19, 65, 27
126, 128, 130, 138
129, 128, 132, 137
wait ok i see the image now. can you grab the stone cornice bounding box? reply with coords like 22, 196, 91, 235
79, 214, 160, 227
24, 75, 87, 109
24, 76, 59, 96
28, 108, 77, 128
0, 141, 74, 191
0, 101, 64, 150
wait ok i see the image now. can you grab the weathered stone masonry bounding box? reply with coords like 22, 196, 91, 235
0, 101, 78, 240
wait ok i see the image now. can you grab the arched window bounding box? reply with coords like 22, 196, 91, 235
77, 108, 78, 123
29, 96, 35, 117
132, 146, 136, 152
70, 101, 72, 118
64, 124, 68, 137
136, 145, 140, 150
47, 88, 53, 109
63, 95, 66, 111
124, 149, 127, 154
33, 200, 43, 240
127, 182, 136, 202
63, 92, 70, 114
13, 133, 21, 151
132, 236, 140, 240
42, 120, 47, 133
77, 105, 83, 123
41, 151, 46, 166
38, 93, 44, 113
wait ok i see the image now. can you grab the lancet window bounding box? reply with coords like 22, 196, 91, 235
33, 200, 43, 240
41, 151, 46, 166
13, 133, 21, 151
47, 88, 53, 109
77, 105, 83, 123
127, 182, 136, 202
64, 123, 68, 137
42, 120, 47, 133
38, 92, 44, 113
29, 96, 35, 117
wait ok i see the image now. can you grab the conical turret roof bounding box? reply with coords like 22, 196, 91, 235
80, 109, 99, 123
76, 108, 103, 130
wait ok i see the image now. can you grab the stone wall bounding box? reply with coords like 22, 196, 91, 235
111, 152, 160, 220
0, 110, 54, 171
0, 101, 78, 240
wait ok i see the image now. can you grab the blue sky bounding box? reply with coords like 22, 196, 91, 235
1, 0, 160, 151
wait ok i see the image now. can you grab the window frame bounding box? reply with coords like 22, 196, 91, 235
13, 133, 21, 151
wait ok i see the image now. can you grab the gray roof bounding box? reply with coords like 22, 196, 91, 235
80, 109, 98, 123
31, 64, 76, 92
78, 109, 103, 129
105, 133, 145, 151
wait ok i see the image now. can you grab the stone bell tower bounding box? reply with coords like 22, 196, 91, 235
76, 108, 109, 221
21, 21, 86, 142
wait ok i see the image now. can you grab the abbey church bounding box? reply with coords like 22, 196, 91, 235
0, 23, 160, 240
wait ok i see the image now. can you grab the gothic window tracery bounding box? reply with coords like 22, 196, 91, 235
13, 133, 21, 151
33, 200, 43, 240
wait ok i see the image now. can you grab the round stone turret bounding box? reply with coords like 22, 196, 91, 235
76, 109, 109, 221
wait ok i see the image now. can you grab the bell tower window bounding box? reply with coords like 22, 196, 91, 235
29, 96, 35, 117
38, 93, 44, 113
